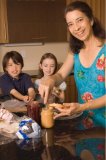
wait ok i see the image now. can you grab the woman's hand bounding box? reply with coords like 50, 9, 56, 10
38, 78, 55, 104
54, 103, 80, 119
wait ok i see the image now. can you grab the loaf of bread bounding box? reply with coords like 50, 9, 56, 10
0, 109, 13, 123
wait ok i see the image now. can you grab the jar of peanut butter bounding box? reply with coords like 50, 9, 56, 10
41, 107, 54, 128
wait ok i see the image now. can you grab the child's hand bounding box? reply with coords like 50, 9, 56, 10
52, 87, 61, 97
23, 95, 33, 103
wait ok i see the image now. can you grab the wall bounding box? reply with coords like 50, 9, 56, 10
0, 42, 69, 72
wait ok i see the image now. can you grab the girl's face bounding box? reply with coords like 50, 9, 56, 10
5, 58, 22, 78
66, 10, 93, 42
40, 58, 56, 77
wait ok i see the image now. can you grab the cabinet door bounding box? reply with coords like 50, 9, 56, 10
47, 0, 67, 42
65, 75, 78, 103
0, 0, 8, 43
0, 0, 67, 43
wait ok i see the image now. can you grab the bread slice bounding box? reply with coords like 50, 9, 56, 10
48, 103, 70, 109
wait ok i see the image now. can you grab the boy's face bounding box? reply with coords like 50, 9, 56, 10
5, 58, 22, 79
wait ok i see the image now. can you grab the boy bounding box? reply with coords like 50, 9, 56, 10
0, 51, 35, 103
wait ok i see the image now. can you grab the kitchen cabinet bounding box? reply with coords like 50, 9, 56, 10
0, 0, 105, 44
64, 75, 78, 103
0, 0, 67, 43
0, 0, 8, 43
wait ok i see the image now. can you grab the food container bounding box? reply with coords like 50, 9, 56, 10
41, 107, 54, 128
27, 101, 41, 124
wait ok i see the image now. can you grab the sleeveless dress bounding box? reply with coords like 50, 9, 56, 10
74, 44, 106, 128
74, 44, 106, 160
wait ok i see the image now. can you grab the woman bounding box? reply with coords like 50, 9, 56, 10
38, 1, 106, 128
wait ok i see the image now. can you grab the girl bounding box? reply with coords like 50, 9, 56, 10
34, 53, 66, 103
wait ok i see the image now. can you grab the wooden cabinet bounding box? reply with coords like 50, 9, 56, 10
64, 75, 78, 103
0, 0, 105, 44
0, 0, 8, 43
0, 0, 67, 43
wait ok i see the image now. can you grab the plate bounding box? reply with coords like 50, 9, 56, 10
56, 112, 83, 120
0, 99, 27, 113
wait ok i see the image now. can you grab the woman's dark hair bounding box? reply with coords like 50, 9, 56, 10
38, 53, 58, 78
65, 1, 106, 53
2, 51, 24, 72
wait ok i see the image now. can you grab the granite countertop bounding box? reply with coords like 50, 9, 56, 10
0, 120, 105, 160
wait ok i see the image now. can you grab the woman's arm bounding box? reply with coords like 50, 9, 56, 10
77, 94, 106, 112
57, 53, 74, 80
54, 95, 106, 119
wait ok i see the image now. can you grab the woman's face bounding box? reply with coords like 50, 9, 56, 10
40, 58, 56, 77
65, 10, 93, 42
5, 58, 22, 78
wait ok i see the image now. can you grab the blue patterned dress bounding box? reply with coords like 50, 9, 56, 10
74, 44, 106, 160
74, 44, 106, 128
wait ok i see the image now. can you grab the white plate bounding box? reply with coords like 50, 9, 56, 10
56, 112, 83, 120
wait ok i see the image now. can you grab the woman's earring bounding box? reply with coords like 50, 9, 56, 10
91, 20, 94, 26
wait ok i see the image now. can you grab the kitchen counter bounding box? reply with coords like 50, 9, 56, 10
0, 116, 105, 160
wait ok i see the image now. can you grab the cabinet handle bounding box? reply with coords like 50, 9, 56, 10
32, 36, 47, 40
4, 22, 7, 41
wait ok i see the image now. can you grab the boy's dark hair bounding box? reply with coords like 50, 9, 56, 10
38, 52, 58, 78
65, 1, 106, 53
2, 51, 24, 72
